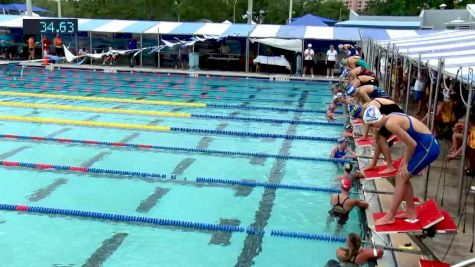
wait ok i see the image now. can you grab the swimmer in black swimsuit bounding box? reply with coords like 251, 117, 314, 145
327, 178, 368, 231
336, 233, 384, 266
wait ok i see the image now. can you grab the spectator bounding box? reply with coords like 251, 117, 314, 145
78, 47, 88, 56
448, 117, 465, 157
326, 45, 338, 79
179, 45, 189, 70
448, 117, 475, 175
41, 36, 51, 57
27, 36, 35, 60
102, 47, 118, 65
336, 233, 383, 265
414, 69, 427, 115
127, 38, 138, 67
220, 41, 230, 54
6, 40, 16, 60
303, 43, 314, 78
54, 34, 64, 57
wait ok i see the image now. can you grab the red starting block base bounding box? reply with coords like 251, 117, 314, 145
356, 135, 401, 146
419, 259, 450, 267
373, 199, 457, 235
352, 118, 363, 125
363, 158, 402, 180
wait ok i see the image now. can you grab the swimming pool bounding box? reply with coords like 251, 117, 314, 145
0, 66, 362, 267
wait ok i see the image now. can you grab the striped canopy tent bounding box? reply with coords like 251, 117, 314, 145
361, 28, 442, 41
143, 22, 255, 37
377, 30, 475, 80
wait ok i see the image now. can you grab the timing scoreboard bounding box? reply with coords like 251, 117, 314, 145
23, 19, 78, 35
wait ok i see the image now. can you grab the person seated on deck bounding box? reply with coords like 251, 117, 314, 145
341, 56, 370, 70
327, 178, 368, 231
336, 233, 384, 266
102, 47, 119, 65
346, 83, 385, 105
447, 117, 475, 176
330, 138, 356, 159
362, 107, 440, 226
448, 117, 465, 157
338, 44, 359, 57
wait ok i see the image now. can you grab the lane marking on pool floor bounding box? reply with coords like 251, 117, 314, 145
27, 178, 68, 202
0, 115, 337, 141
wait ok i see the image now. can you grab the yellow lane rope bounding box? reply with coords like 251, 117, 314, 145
0, 115, 171, 132
0, 91, 207, 108
0, 101, 192, 118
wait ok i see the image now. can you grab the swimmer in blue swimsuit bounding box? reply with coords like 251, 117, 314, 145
363, 107, 440, 226
330, 138, 356, 159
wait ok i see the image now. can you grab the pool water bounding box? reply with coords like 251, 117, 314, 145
0, 66, 362, 267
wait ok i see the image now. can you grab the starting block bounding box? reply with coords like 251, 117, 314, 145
373, 199, 457, 235
356, 135, 401, 147
419, 259, 450, 267
362, 158, 402, 179
352, 118, 363, 126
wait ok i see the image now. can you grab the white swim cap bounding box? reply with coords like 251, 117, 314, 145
308, 43, 312, 48
338, 44, 343, 50
363, 106, 383, 124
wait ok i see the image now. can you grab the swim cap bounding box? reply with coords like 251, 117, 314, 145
346, 84, 356, 96
341, 178, 352, 191
337, 137, 348, 144
336, 92, 342, 99
349, 104, 363, 118
345, 124, 353, 131
308, 43, 312, 48
363, 106, 383, 124
344, 162, 353, 172
338, 44, 343, 50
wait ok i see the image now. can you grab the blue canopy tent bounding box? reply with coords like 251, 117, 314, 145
1, 3, 50, 13
289, 14, 337, 27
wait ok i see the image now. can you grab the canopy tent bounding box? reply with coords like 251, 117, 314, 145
0, 3, 50, 13
336, 20, 421, 29
250, 38, 302, 52
377, 30, 475, 80
288, 14, 336, 27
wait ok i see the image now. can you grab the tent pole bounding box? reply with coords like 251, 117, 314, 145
429, 59, 444, 133
26, 0, 32, 16
426, 60, 434, 126
89, 32, 92, 65
75, 34, 78, 57
458, 69, 473, 215
384, 44, 390, 96
157, 28, 161, 69
423, 58, 444, 201
140, 34, 143, 67
404, 60, 412, 113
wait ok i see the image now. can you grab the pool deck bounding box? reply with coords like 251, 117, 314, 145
3, 61, 470, 266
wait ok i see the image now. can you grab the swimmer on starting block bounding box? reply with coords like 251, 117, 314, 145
341, 56, 370, 70
363, 107, 440, 226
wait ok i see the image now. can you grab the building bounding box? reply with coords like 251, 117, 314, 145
344, 0, 371, 11
335, 4, 475, 30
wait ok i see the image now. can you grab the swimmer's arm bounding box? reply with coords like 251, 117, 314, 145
386, 118, 417, 165
330, 146, 337, 158
350, 199, 369, 209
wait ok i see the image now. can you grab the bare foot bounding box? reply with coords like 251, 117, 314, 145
378, 166, 396, 175
394, 210, 417, 220
374, 213, 396, 226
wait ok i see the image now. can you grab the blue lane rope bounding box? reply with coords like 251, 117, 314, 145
1, 204, 345, 243
190, 114, 343, 126
207, 103, 343, 114
170, 127, 339, 142
195, 177, 341, 193
0, 134, 348, 162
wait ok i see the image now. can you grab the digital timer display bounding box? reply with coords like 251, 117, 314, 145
23, 19, 78, 35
